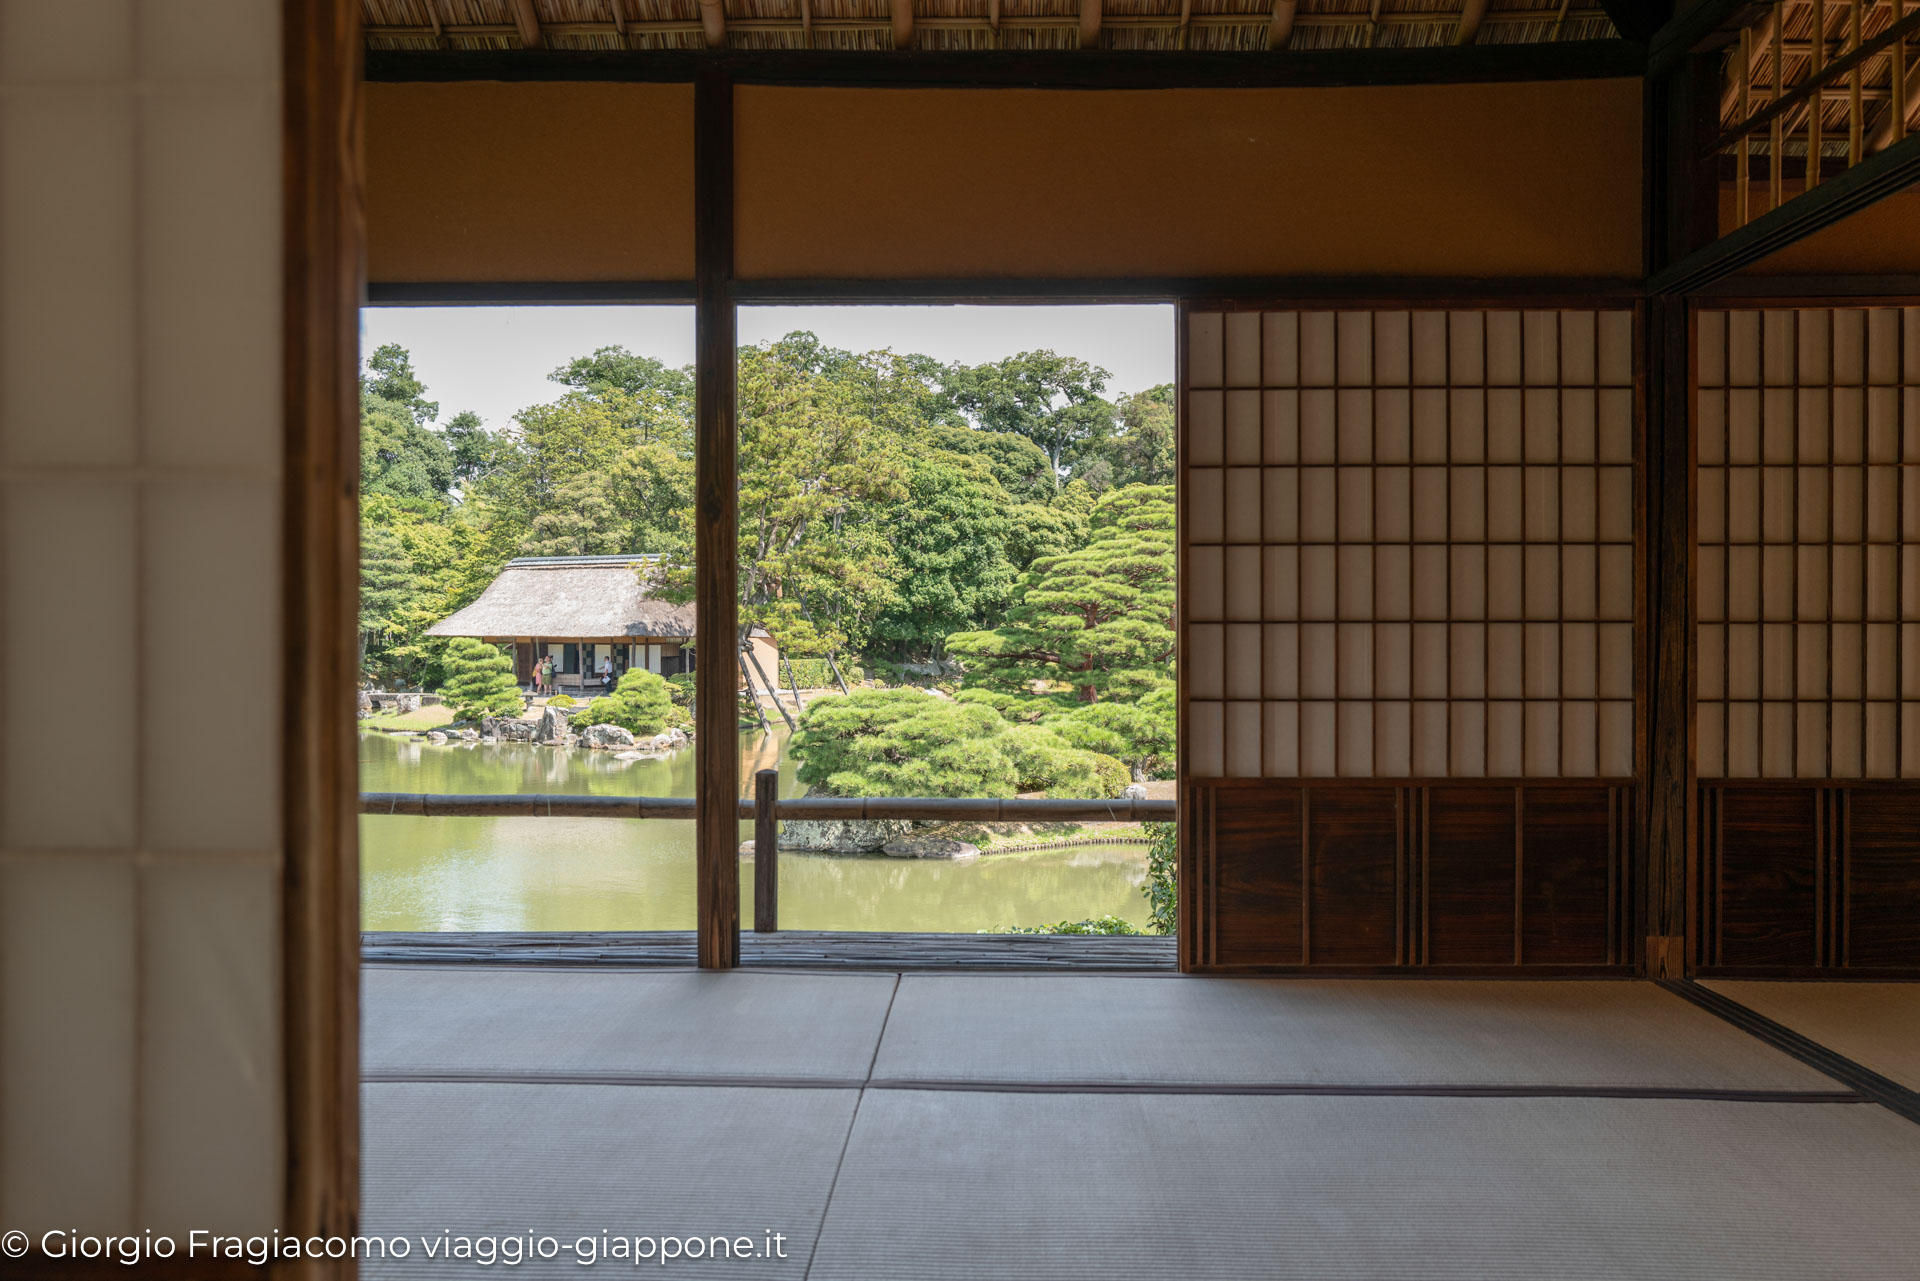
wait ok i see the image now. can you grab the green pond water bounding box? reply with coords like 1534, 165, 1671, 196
358, 729, 1151, 933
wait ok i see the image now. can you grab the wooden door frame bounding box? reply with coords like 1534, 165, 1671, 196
283, 0, 363, 1274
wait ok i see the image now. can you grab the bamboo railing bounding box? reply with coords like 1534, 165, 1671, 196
358, 776, 1175, 933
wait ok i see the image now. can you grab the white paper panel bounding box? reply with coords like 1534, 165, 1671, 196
1187, 308, 1639, 778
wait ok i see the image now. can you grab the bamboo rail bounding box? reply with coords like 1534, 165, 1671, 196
358, 791, 1175, 822
360, 784, 1174, 935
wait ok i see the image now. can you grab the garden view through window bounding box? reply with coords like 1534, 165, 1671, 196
357, 305, 1178, 936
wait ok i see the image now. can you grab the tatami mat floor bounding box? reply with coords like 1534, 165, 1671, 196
359, 969, 1920, 1280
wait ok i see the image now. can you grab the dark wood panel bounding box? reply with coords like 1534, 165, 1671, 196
1423, 786, 1517, 966
1306, 787, 1400, 966
1845, 790, 1920, 969
1713, 787, 1820, 969
1521, 786, 1617, 965
1211, 785, 1304, 967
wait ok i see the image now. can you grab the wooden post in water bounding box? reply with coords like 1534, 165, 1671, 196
754, 768, 779, 932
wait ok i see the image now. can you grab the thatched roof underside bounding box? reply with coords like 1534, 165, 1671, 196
427, 555, 697, 641
364, 0, 1618, 53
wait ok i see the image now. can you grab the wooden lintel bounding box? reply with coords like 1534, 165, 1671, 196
892, 0, 914, 49
509, 0, 543, 47
366, 40, 1649, 87
1080, 0, 1102, 47
1267, 0, 1297, 48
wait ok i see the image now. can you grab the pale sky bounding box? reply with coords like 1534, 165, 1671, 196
358, 304, 1175, 429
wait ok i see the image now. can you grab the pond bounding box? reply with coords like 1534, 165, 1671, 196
358, 729, 1153, 933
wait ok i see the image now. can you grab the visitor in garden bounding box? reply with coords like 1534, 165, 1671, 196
599, 652, 614, 693
537, 653, 553, 697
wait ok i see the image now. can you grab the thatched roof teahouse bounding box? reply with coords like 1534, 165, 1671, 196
427, 554, 777, 691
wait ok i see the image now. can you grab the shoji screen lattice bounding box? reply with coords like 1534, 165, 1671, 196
1696, 307, 1920, 779
1184, 308, 1636, 779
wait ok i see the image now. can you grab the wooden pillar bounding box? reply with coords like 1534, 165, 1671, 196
1640, 51, 1716, 978
282, 0, 364, 1269
694, 68, 740, 969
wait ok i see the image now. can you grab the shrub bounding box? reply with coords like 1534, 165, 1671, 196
664, 672, 696, 703
791, 689, 1019, 798
574, 668, 674, 736
1142, 820, 1177, 936
546, 693, 576, 708
994, 915, 1144, 936
439, 638, 525, 723
1045, 686, 1176, 780
1002, 723, 1130, 799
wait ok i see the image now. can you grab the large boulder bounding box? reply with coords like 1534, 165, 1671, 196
425, 731, 448, 744
1121, 782, 1149, 801
482, 717, 537, 743
780, 817, 914, 855
537, 705, 571, 743
881, 837, 980, 860
395, 693, 421, 714
579, 723, 635, 749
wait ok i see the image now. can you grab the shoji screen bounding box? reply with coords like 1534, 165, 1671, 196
1179, 305, 1638, 974
1184, 307, 1636, 780
1696, 306, 1920, 975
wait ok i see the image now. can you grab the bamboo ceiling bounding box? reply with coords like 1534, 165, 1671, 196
363, 0, 1619, 53
1714, 0, 1918, 230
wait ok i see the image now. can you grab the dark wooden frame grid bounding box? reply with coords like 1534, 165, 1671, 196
1176, 298, 1647, 974
1689, 297, 1920, 976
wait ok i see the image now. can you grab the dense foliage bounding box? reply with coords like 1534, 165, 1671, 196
439, 638, 524, 723
574, 669, 675, 737
359, 330, 1180, 787
1142, 820, 1177, 936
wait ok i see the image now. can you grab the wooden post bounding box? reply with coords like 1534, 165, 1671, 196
782, 653, 806, 714
825, 652, 852, 695
754, 768, 779, 932
746, 641, 797, 731
739, 650, 771, 733
694, 68, 739, 970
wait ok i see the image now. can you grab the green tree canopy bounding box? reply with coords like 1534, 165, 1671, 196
867, 458, 1017, 655
942, 350, 1116, 492
946, 483, 1175, 704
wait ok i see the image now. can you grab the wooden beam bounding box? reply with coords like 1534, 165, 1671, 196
1080, 0, 1102, 47
365, 41, 1649, 87
700, 0, 727, 47
1267, 0, 1297, 47
1717, 3, 1773, 118
509, 0, 543, 47
694, 67, 739, 970
282, 0, 364, 1269
1643, 295, 1691, 978
1454, 0, 1489, 43
892, 0, 914, 49
1650, 129, 1920, 292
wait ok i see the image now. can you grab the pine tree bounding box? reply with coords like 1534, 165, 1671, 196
439, 637, 525, 723
946, 483, 1175, 704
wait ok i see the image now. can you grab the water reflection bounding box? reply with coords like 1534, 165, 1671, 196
358, 730, 1149, 933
